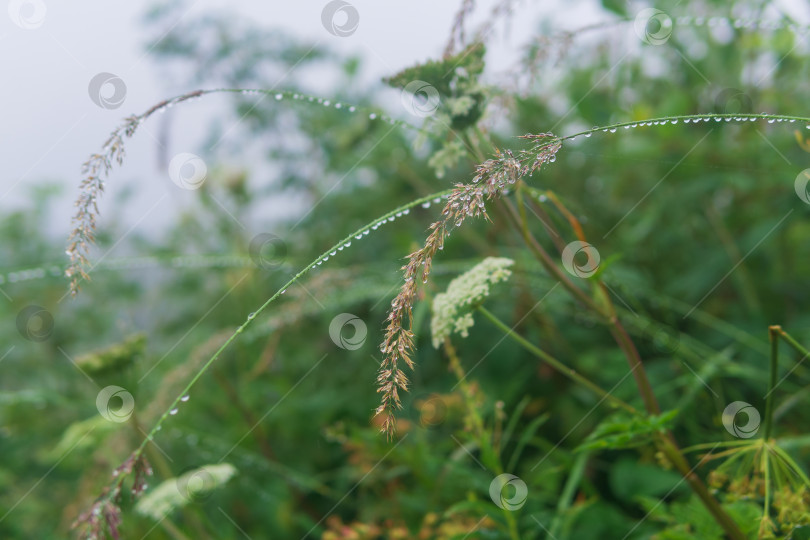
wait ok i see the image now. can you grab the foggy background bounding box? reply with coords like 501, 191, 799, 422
2, 0, 808, 240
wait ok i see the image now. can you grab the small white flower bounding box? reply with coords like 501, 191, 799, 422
431, 257, 514, 348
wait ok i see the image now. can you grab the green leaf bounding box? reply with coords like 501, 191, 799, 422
609, 458, 687, 504
576, 410, 678, 452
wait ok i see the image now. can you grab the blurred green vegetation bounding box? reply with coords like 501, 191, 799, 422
2, 1, 810, 538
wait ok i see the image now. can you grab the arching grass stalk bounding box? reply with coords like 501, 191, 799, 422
66, 82, 810, 297
66, 87, 433, 296
72, 189, 451, 539
71, 91, 810, 535
374, 109, 810, 435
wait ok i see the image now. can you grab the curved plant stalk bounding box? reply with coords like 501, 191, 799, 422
65, 87, 433, 296
70, 87, 810, 536
72, 189, 451, 539
510, 181, 749, 539
373, 109, 810, 436
66, 87, 810, 297
476, 306, 638, 415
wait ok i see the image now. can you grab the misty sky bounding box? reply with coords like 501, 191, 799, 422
2, 0, 807, 243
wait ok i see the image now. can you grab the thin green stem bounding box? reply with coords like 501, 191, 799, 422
765, 326, 781, 441
500, 196, 602, 314
477, 306, 637, 415
94, 189, 453, 504
654, 436, 746, 540
609, 323, 661, 415
510, 185, 744, 540
776, 327, 810, 359
442, 337, 487, 438
479, 305, 745, 539
559, 113, 810, 143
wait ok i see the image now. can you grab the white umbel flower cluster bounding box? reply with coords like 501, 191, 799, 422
135, 463, 237, 520
431, 257, 515, 348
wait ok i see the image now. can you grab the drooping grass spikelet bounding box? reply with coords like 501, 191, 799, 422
374, 133, 561, 437
66, 90, 204, 296
72, 453, 153, 540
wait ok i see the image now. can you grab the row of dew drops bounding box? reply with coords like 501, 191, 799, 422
239, 196, 451, 324
238, 89, 406, 128
567, 114, 810, 142
671, 15, 810, 32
